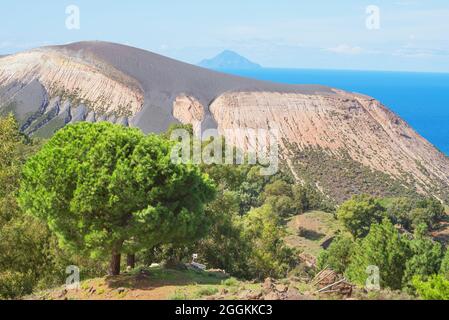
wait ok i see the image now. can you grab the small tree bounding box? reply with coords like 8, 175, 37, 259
0, 115, 52, 298
260, 180, 293, 200
346, 218, 410, 290
317, 234, 355, 274
193, 190, 251, 277
19, 122, 216, 275
242, 204, 297, 279
387, 197, 445, 232
336, 194, 386, 239
402, 225, 444, 288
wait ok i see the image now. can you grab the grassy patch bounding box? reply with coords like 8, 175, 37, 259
222, 277, 239, 287
169, 290, 189, 300
195, 286, 219, 298
284, 210, 341, 256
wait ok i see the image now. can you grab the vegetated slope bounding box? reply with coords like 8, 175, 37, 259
209, 91, 449, 202
0, 41, 448, 202
24, 266, 414, 301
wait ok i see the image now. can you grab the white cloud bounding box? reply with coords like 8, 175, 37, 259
393, 47, 449, 58
325, 44, 364, 55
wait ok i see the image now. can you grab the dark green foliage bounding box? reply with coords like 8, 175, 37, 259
386, 197, 445, 232
292, 183, 334, 213
260, 179, 332, 217
142, 150, 304, 280
385, 197, 415, 230
193, 190, 252, 277
345, 219, 410, 290
0, 115, 106, 298
0, 115, 49, 298
19, 122, 216, 274
317, 234, 355, 274
199, 168, 303, 279
241, 204, 298, 279
261, 180, 293, 199
264, 195, 296, 217
320, 210, 446, 293
440, 248, 449, 279
402, 225, 444, 290
336, 194, 386, 239
413, 275, 449, 300
410, 198, 445, 230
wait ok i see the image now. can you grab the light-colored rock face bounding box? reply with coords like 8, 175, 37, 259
173, 95, 205, 136
209, 91, 449, 192
173, 96, 204, 123
1, 41, 449, 202
0, 49, 143, 117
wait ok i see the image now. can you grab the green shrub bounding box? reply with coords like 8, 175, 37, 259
336, 195, 386, 239
317, 234, 354, 274
413, 275, 449, 300
440, 248, 449, 279
345, 219, 409, 290
222, 277, 239, 287
0, 271, 35, 299
242, 204, 297, 279
402, 225, 444, 289
169, 290, 189, 300
265, 195, 296, 217
386, 197, 445, 232
195, 286, 219, 297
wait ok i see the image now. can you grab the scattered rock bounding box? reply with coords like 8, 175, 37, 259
264, 292, 280, 301
238, 290, 251, 299
263, 278, 274, 292
246, 291, 263, 300
275, 284, 288, 293
285, 287, 303, 300
87, 287, 96, 295
298, 252, 317, 268
219, 288, 229, 295
57, 289, 68, 298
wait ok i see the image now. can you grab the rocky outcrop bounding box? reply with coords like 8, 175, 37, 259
173, 95, 205, 135
209, 91, 449, 200
0, 49, 143, 118
1, 41, 449, 202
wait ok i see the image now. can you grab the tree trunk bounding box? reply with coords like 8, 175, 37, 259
109, 252, 121, 276
127, 254, 136, 269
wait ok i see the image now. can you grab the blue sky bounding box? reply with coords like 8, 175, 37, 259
1, 0, 449, 72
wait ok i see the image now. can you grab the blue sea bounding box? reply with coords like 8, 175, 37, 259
220, 68, 449, 156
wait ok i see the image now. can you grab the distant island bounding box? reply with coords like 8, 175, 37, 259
198, 50, 262, 70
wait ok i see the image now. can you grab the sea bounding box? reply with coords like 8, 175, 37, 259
218, 68, 449, 156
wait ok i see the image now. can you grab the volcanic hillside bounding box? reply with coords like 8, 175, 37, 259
1, 41, 448, 202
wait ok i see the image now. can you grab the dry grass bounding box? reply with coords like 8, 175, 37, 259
284, 211, 342, 256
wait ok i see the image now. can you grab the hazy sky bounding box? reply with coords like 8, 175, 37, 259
1, 0, 449, 72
